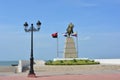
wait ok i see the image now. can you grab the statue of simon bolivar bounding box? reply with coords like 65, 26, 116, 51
66, 23, 74, 37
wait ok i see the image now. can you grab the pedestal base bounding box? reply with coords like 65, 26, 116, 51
64, 37, 77, 58
28, 73, 36, 78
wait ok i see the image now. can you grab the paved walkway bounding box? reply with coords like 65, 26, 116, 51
0, 73, 120, 80
0, 65, 120, 80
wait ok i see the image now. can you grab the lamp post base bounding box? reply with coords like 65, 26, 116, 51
28, 73, 36, 78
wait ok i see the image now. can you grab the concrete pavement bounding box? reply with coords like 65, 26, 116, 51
0, 73, 120, 80
0, 65, 120, 80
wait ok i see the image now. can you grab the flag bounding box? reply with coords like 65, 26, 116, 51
62, 32, 67, 37
71, 32, 77, 37
52, 32, 58, 38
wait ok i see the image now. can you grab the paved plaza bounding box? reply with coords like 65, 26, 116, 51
0, 65, 120, 80
0, 73, 120, 80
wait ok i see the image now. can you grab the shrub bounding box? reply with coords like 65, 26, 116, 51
45, 59, 100, 65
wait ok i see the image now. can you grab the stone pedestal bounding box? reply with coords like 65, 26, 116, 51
64, 37, 77, 58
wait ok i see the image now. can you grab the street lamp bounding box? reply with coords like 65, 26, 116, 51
23, 20, 41, 77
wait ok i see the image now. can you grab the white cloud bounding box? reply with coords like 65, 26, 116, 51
80, 36, 91, 41
80, 3, 97, 7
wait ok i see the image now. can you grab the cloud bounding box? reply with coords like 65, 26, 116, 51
80, 3, 97, 7
76, 0, 98, 7
80, 36, 91, 41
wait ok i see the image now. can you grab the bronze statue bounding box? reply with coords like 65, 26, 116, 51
66, 23, 74, 37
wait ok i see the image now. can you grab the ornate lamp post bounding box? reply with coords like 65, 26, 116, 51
23, 20, 41, 77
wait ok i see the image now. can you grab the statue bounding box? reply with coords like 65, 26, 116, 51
66, 23, 74, 37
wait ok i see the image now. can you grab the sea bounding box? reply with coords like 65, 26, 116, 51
0, 61, 18, 66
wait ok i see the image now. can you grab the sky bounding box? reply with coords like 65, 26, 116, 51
0, 0, 120, 61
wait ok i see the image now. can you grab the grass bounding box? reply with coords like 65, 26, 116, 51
45, 59, 100, 65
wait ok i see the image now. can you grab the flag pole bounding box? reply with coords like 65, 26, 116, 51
57, 32, 59, 58
76, 32, 78, 58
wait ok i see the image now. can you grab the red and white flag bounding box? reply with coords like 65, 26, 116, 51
51, 32, 58, 38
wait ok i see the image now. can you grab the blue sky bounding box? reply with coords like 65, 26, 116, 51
0, 0, 120, 60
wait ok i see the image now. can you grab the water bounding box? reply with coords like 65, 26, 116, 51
0, 61, 18, 66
